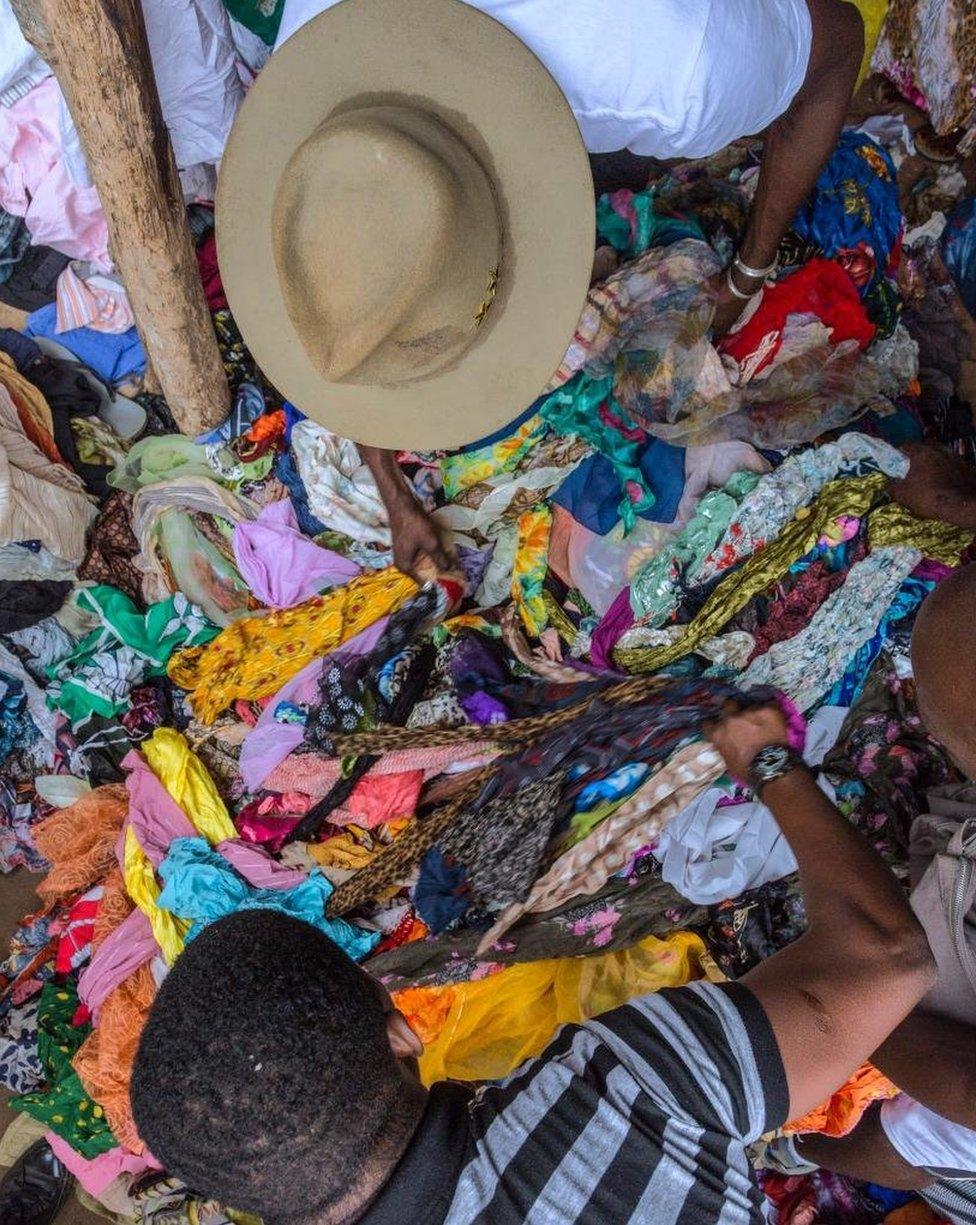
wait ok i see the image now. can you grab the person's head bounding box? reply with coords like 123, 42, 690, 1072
912, 564, 976, 779
131, 910, 425, 1225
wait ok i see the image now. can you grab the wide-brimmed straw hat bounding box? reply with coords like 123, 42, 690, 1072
216, 0, 594, 450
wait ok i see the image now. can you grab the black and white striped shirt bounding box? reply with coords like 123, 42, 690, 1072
362, 980, 788, 1225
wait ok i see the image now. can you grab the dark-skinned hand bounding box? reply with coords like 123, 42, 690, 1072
388, 493, 457, 579
704, 701, 790, 783
705, 269, 753, 338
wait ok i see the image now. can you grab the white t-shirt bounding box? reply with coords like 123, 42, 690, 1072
882, 1094, 976, 1180
273, 0, 813, 159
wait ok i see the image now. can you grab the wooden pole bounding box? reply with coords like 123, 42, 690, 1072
10, 0, 230, 434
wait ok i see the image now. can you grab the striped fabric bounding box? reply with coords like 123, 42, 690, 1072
55, 263, 135, 335
363, 980, 788, 1225
922, 1179, 976, 1225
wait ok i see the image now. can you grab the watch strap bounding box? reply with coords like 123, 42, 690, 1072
747, 744, 808, 795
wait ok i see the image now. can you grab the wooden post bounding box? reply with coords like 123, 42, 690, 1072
10, 0, 230, 434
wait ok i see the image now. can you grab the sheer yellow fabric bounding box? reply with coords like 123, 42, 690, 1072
393, 930, 705, 1085
169, 567, 417, 722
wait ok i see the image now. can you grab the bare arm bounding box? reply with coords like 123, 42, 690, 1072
793, 1011, 976, 1186
737, 0, 863, 275
360, 444, 456, 576
794, 1107, 934, 1191
708, 708, 936, 1123
872, 1010, 976, 1131
712, 0, 864, 331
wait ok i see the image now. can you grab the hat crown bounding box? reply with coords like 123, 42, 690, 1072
272, 104, 502, 387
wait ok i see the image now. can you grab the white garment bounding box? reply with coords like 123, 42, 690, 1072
0, 0, 241, 270
140, 0, 244, 172
274, 0, 812, 158
882, 1095, 976, 1179
290, 419, 391, 546
652, 705, 848, 905
0, 0, 50, 108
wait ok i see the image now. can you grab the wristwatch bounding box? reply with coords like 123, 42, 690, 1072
747, 744, 808, 796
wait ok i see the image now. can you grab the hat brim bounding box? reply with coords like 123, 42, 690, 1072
216, 0, 594, 451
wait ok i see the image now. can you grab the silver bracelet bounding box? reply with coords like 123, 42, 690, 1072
733, 252, 778, 281
725, 267, 762, 301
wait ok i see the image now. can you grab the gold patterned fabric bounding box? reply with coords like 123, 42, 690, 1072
868, 502, 974, 564
616, 475, 888, 673
169, 566, 418, 722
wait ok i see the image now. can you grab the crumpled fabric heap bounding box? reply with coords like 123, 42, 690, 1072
719, 259, 876, 382
1, 114, 973, 1225
45, 585, 217, 728
0, 385, 95, 563
129, 475, 258, 622
157, 836, 378, 961
790, 132, 903, 314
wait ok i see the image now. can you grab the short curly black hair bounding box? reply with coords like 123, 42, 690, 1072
131, 910, 400, 1223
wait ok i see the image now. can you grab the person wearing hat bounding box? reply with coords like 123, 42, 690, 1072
218, 0, 864, 576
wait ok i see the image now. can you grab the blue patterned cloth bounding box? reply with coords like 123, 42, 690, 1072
791, 131, 902, 301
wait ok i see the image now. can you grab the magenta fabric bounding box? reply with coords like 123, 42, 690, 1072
913, 559, 956, 582
45, 1133, 160, 1195
589, 586, 633, 671
775, 690, 807, 753
232, 499, 361, 608
238, 617, 390, 792
236, 792, 312, 852
77, 907, 157, 1022
237, 810, 305, 852
0, 78, 109, 266
122, 749, 196, 867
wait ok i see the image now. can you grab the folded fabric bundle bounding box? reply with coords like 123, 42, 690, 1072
55, 263, 135, 335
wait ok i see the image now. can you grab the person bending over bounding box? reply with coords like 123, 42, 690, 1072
772, 562, 976, 1224
270, 0, 867, 576
130, 703, 933, 1225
